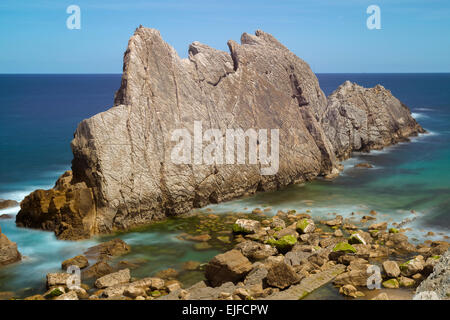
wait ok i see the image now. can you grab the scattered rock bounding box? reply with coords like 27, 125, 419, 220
205, 250, 252, 287
382, 278, 399, 289
266, 262, 301, 289
296, 219, 315, 234
84, 239, 131, 259
382, 261, 400, 278
94, 269, 131, 289
235, 240, 277, 261
62, 255, 89, 270
232, 219, 261, 235
354, 163, 373, 169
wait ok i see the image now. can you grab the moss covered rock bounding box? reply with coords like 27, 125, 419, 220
296, 218, 315, 234
382, 278, 399, 289
333, 242, 357, 254
266, 235, 297, 253
348, 233, 366, 245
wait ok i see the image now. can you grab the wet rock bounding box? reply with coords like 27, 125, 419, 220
0, 199, 19, 210
82, 261, 113, 279
94, 269, 131, 289
182, 261, 201, 271
205, 250, 252, 287
265, 262, 301, 289
354, 163, 373, 169
0, 226, 21, 266
322, 215, 343, 227
154, 268, 178, 280
84, 238, 131, 260
61, 255, 89, 270
339, 284, 359, 298
372, 292, 389, 300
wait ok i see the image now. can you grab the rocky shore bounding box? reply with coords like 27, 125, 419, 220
12, 209, 448, 300
15, 27, 424, 240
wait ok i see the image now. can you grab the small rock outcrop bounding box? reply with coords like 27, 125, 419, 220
0, 199, 19, 210
16, 27, 424, 239
0, 226, 21, 266
322, 81, 425, 159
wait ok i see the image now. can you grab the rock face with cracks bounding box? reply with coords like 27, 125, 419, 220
16, 27, 424, 239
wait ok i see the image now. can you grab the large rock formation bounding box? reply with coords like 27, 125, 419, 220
322, 81, 425, 159
0, 226, 21, 266
16, 27, 424, 239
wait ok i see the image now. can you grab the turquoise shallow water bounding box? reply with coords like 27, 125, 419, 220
0, 73, 449, 296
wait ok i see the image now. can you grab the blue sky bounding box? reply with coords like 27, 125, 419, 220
0, 0, 449, 73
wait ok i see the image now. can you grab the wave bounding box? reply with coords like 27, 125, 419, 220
411, 112, 428, 120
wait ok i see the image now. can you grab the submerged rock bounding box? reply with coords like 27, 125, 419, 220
15, 27, 424, 239
0, 199, 19, 210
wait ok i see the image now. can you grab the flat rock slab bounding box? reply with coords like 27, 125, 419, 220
263, 264, 346, 300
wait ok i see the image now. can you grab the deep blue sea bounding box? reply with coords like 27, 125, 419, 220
0, 73, 449, 296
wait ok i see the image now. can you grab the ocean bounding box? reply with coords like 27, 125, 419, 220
0, 73, 449, 297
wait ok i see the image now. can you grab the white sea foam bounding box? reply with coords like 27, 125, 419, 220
411, 112, 428, 120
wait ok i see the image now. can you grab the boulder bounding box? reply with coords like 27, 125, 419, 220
235, 240, 277, 261
400, 256, 425, 277
205, 250, 252, 287
0, 226, 21, 266
84, 238, 131, 259
382, 261, 401, 278
368, 222, 388, 231
46, 273, 71, 289
348, 233, 366, 245
265, 262, 301, 289
62, 255, 89, 270
94, 269, 131, 288
323, 215, 343, 227
82, 261, 113, 279
266, 235, 297, 254
296, 218, 315, 234
232, 219, 261, 234
382, 278, 399, 289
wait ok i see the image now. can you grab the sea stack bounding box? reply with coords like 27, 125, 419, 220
16, 27, 424, 240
